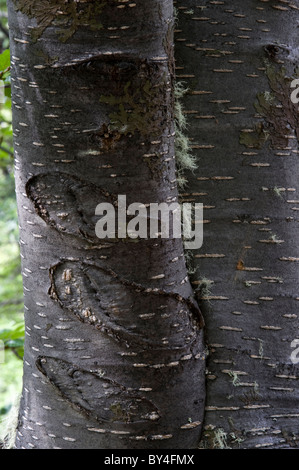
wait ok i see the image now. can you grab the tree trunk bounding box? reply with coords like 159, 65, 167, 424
8, 0, 205, 449
175, 0, 299, 449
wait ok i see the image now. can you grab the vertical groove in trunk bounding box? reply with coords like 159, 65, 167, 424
8, 0, 206, 449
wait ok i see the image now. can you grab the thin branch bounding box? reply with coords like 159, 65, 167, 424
0, 145, 13, 157
0, 22, 9, 39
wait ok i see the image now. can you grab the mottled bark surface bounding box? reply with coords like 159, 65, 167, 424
175, 0, 299, 449
8, 0, 206, 449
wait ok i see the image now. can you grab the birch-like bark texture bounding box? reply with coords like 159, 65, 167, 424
175, 0, 299, 449
7, 0, 206, 449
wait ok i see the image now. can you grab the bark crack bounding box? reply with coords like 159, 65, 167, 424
49, 260, 204, 350
36, 356, 160, 424
26, 172, 117, 244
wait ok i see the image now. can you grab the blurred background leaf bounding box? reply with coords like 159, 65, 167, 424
0, 48, 10, 71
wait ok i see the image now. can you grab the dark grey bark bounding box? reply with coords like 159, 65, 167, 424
8, 0, 206, 449
175, 0, 299, 449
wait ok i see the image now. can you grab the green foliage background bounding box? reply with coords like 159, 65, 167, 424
0, 0, 24, 440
